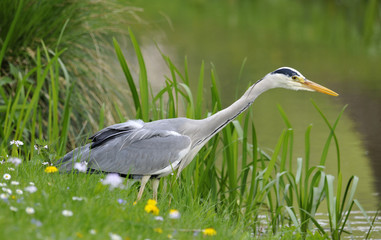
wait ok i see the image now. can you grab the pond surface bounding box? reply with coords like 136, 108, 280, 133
127, 0, 380, 237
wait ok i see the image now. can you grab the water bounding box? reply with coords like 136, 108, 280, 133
127, 0, 380, 237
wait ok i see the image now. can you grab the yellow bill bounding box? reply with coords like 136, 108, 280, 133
303, 80, 339, 96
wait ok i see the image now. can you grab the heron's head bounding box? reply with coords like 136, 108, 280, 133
263, 67, 338, 96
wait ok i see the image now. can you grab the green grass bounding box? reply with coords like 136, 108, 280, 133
0, 161, 249, 240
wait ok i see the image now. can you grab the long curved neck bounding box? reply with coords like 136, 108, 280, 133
195, 79, 270, 146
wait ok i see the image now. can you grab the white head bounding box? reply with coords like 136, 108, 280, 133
257, 67, 338, 96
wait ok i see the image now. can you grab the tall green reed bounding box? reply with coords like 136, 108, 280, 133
0, 40, 73, 160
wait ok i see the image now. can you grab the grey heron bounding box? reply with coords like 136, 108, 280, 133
57, 67, 338, 201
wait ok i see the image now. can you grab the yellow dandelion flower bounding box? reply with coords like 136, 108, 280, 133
154, 228, 163, 234
147, 199, 157, 206
167, 234, 173, 239
76, 232, 84, 238
202, 228, 217, 236
133, 201, 137, 206
11, 195, 16, 200
144, 204, 160, 215
45, 166, 58, 173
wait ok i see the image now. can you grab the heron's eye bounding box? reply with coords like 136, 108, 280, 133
292, 76, 298, 80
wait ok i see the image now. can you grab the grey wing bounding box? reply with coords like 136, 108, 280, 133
87, 129, 191, 176
89, 120, 145, 148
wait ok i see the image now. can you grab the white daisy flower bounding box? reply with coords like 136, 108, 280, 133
8, 157, 22, 166
42, 162, 49, 165
62, 210, 73, 217
16, 189, 23, 195
24, 185, 38, 193
44, 145, 48, 149
108, 232, 122, 240
154, 216, 164, 221
2, 188, 12, 194
26, 207, 35, 214
0, 193, 9, 200
74, 162, 88, 173
10, 206, 18, 212
102, 173, 123, 189
72, 196, 84, 201
3, 174, 11, 180
11, 181, 19, 185
8, 167, 15, 171
0, 183, 6, 187
29, 182, 35, 185
89, 229, 97, 235
169, 209, 181, 219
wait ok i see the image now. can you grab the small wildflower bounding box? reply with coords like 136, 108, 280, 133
76, 232, 84, 238
34, 145, 38, 150
144, 204, 160, 215
16, 189, 23, 195
11, 181, 19, 185
133, 201, 137, 206
89, 229, 97, 235
3, 173, 11, 180
44, 166, 58, 173
108, 232, 122, 240
24, 185, 38, 193
31, 218, 42, 227
8, 167, 15, 171
2, 188, 12, 194
0, 183, 6, 187
147, 199, 157, 206
10, 140, 24, 147
29, 182, 35, 185
42, 162, 49, 165
26, 207, 35, 215
202, 228, 217, 236
74, 162, 88, 173
167, 234, 173, 239
8, 157, 22, 166
154, 216, 164, 221
44, 145, 48, 149
1, 193, 9, 200
10, 206, 18, 212
102, 173, 123, 189
11, 195, 16, 200
72, 196, 84, 201
154, 228, 163, 234
169, 209, 181, 219
62, 210, 73, 217
117, 198, 126, 205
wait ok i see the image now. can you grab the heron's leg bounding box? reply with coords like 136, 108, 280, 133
152, 178, 160, 201
136, 175, 150, 201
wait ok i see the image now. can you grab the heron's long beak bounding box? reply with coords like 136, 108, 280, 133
303, 79, 339, 96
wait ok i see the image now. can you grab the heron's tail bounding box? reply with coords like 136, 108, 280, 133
56, 144, 91, 172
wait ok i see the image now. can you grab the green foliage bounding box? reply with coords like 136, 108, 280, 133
0, 0, 141, 149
